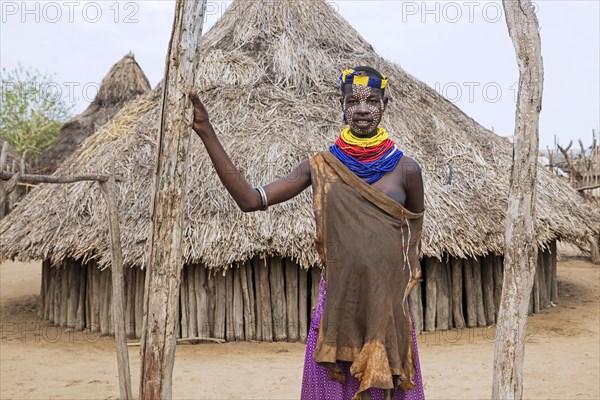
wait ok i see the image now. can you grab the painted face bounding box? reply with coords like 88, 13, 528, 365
343, 84, 385, 136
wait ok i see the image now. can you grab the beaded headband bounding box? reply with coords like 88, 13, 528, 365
339, 69, 388, 92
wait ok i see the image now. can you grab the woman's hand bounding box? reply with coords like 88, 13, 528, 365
189, 90, 211, 136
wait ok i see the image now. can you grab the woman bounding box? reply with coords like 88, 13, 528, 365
190, 66, 425, 400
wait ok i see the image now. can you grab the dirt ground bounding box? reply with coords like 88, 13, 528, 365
1, 256, 598, 399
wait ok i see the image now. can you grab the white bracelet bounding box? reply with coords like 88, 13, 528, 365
255, 186, 268, 211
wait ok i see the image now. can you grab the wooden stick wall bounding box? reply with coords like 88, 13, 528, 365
38, 243, 558, 340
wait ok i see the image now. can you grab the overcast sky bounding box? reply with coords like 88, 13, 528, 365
1, 0, 598, 149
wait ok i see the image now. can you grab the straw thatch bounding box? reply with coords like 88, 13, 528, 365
35, 53, 150, 174
1, 0, 599, 269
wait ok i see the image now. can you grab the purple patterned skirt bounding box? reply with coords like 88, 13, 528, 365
301, 275, 425, 400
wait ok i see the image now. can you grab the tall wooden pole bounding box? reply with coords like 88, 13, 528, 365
139, 1, 207, 399
99, 173, 132, 400
492, 1, 543, 399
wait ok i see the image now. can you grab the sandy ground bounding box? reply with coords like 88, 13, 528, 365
1, 257, 598, 400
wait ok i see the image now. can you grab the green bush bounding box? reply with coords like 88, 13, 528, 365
0, 65, 73, 163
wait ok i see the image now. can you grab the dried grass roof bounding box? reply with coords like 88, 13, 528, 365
35, 53, 150, 174
1, 0, 598, 269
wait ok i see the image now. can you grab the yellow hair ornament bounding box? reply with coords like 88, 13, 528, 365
339, 69, 388, 91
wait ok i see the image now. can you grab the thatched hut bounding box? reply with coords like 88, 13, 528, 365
572, 142, 600, 198
1, 0, 599, 340
0, 138, 29, 218
546, 134, 600, 262
35, 53, 151, 174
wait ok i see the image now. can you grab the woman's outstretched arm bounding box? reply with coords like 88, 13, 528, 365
190, 91, 311, 212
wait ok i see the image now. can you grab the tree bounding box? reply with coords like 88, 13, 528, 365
0, 65, 73, 163
492, 1, 544, 399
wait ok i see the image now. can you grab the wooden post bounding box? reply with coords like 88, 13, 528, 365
542, 248, 553, 305
252, 258, 263, 341
472, 257, 486, 327
284, 259, 299, 342
127, 268, 136, 338
195, 266, 210, 339
40, 260, 50, 318
41, 260, 52, 319
180, 270, 190, 338
445, 260, 453, 329
310, 267, 321, 317
449, 258, 465, 328
493, 255, 504, 316
60, 262, 69, 327
550, 241, 558, 303
269, 257, 287, 341
108, 276, 115, 337
257, 258, 273, 342
85, 264, 92, 331
424, 258, 437, 332
435, 259, 449, 331
99, 173, 132, 399
214, 272, 227, 340
139, 1, 208, 398
47, 263, 54, 321
91, 264, 100, 333
233, 265, 245, 341
67, 262, 80, 329
531, 256, 540, 314
135, 268, 144, 339
187, 267, 199, 339
225, 268, 235, 341
462, 258, 476, 328
77, 264, 86, 331
408, 279, 423, 333
482, 254, 496, 324
240, 261, 255, 341
492, 1, 543, 397
298, 267, 309, 342
53, 267, 60, 325
208, 272, 216, 337
100, 269, 110, 335
537, 250, 548, 309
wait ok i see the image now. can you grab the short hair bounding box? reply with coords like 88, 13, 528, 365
341, 66, 387, 96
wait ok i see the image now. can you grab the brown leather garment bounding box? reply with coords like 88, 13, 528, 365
310, 151, 424, 399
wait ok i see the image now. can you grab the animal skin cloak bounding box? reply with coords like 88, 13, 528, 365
310, 151, 424, 399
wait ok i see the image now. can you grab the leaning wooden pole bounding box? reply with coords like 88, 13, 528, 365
492, 1, 543, 399
99, 173, 132, 400
138, 1, 207, 398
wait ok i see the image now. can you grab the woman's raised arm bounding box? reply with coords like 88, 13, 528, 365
190, 91, 311, 212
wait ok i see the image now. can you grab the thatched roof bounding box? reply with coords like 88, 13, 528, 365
1, 0, 598, 269
35, 53, 151, 173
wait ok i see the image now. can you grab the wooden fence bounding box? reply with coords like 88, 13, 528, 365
38, 242, 558, 341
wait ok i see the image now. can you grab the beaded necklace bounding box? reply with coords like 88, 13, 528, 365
329, 126, 403, 184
